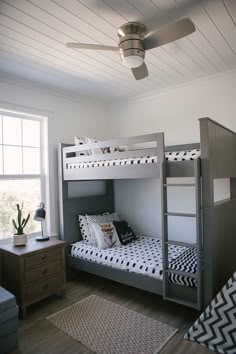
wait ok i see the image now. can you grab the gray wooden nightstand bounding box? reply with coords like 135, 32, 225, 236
0, 239, 66, 319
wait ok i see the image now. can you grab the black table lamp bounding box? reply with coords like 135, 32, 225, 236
34, 202, 49, 241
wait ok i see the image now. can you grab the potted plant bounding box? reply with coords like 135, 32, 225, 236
12, 204, 30, 246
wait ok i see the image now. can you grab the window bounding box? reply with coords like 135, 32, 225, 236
0, 109, 45, 240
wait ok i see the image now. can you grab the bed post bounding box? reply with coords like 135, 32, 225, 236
58, 143, 69, 242
159, 133, 168, 301
199, 118, 236, 307
58, 143, 115, 246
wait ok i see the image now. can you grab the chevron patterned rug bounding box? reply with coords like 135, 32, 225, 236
47, 295, 178, 354
185, 271, 236, 354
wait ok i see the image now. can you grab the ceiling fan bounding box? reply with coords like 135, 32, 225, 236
66, 18, 195, 80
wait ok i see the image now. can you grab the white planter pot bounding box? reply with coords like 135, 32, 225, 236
13, 233, 27, 246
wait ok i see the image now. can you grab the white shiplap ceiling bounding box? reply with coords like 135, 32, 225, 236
0, 0, 236, 100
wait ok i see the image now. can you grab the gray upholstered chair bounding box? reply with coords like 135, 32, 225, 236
0, 286, 18, 353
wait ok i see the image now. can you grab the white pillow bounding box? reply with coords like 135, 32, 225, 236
74, 137, 88, 157
85, 137, 110, 155
110, 145, 128, 153
78, 215, 91, 243
92, 222, 121, 250
110, 146, 120, 154
85, 212, 120, 246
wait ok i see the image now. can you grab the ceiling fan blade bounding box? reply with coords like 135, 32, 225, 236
143, 18, 195, 51
131, 62, 148, 80
66, 43, 118, 51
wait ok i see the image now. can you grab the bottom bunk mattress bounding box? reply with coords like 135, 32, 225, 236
71, 236, 197, 288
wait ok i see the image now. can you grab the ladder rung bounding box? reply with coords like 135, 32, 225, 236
165, 241, 197, 248
164, 184, 195, 187
164, 212, 196, 218
166, 269, 197, 279
165, 296, 199, 310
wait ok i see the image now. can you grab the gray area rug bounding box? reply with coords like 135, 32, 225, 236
47, 295, 178, 354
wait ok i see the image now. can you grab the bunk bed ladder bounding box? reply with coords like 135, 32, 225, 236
161, 159, 202, 310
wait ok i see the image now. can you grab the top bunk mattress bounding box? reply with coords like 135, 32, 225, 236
68, 149, 200, 170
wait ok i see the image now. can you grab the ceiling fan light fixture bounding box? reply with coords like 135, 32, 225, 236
122, 55, 144, 68
65, 18, 195, 80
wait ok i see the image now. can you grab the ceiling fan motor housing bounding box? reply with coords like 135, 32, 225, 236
118, 22, 147, 68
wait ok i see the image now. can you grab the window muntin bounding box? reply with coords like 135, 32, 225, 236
1, 115, 41, 176
0, 110, 44, 240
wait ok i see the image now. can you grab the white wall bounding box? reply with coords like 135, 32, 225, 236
109, 70, 236, 240
0, 79, 108, 237
1, 69, 235, 241
109, 70, 236, 141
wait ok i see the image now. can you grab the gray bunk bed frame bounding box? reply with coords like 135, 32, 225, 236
58, 118, 236, 311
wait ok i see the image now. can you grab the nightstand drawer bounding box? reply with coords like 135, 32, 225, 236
0, 239, 65, 318
26, 275, 61, 301
25, 248, 61, 269
25, 260, 61, 284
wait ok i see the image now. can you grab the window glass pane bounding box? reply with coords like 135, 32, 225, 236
3, 146, 22, 174
0, 146, 3, 174
3, 116, 22, 146
23, 147, 40, 174
22, 119, 40, 147
0, 115, 2, 144
0, 179, 41, 239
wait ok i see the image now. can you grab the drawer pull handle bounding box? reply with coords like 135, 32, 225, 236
42, 284, 48, 289
42, 269, 47, 275
41, 255, 46, 260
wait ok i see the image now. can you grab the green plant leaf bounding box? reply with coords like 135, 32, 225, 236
22, 213, 30, 229
12, 219, 18, 231
17, 204, 22, 229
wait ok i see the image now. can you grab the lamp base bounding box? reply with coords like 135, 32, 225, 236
36, 235, 50, 242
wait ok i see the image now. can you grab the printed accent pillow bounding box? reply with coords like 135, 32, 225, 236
110, 145, 128, 153
113, 220, 137, 245
85, 212, 120, 246
85, 137, 110, 155
78, 215, 91, 243
109, 146, 120, 154
74, 137, 88, 157
92, 222, 121, 250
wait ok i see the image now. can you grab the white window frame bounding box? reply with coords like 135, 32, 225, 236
0, 107, 47, 242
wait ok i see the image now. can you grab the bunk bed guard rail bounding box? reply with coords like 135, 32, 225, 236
63, 132, 165, 180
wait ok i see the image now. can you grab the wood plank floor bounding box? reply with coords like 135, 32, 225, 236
11, 273, 213, 354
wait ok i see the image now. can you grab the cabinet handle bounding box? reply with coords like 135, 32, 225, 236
41, 254, 46, 260
42, 268, 47, 275
42, 284, 48, 289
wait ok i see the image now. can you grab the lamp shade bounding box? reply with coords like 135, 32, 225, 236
34, 203, 46, 221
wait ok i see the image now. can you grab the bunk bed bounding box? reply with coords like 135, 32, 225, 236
58, 118, 236, 311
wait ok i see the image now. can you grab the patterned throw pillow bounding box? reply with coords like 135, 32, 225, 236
113, 220, 137, 245
184, 271, 236, 354
78, 215, 91, 243
74, 137, 88, 157
85, 137, 110, 155
110, 146, 124, 153
85, 212, 120, 246
85, 137, 128, 155
91, 222, 121, 250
